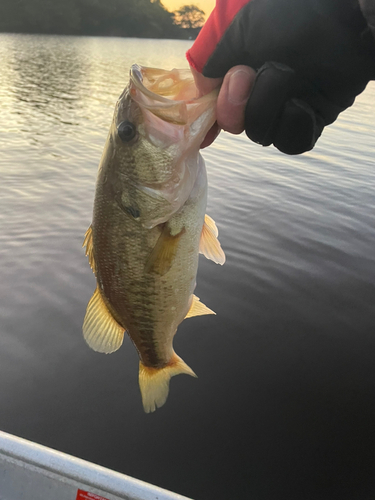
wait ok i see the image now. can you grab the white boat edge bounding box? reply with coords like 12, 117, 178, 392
0, 429, 193, 500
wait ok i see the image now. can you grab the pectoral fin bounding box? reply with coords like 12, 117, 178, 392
185, 294, 215, 319
199, 214, 226, 265
83, 286, 125, 354
83, 225, 96, 273
145, 224, 185, 276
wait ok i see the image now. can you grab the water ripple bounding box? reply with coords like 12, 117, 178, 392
1, 33, 375, 500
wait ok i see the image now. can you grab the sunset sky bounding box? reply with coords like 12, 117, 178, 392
161, 0, 215, 19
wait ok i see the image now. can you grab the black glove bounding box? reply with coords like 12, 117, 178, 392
200, 0, 375, 154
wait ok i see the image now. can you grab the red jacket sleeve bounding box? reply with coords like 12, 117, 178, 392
187, 0, 375, 75
186, 0, 252, 73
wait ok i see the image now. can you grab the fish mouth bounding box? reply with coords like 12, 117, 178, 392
130, 64, 196, 103
130, 65, 165, 103
129, 64, 218, 127
129, 65, 192, 126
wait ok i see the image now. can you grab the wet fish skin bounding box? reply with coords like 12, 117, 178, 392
83, 65, 225, 412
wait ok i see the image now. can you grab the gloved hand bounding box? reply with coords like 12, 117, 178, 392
187, 0, 375, 154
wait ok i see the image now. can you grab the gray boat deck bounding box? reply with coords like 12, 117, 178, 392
0, 430, 192, 500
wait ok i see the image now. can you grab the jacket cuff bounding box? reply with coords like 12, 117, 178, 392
359, 0, 375, 38
186, 0, 251, 73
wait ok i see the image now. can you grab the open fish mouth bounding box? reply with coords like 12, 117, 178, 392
130, 64, 197, 102
129, 64, 218, 127
129, 65, 193, 126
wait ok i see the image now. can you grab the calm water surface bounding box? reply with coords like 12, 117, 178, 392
1, 34, 375, 500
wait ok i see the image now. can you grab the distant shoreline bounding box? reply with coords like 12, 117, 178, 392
0, 30, 199, 40
0, 0, 202, 41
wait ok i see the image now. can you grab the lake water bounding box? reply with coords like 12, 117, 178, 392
1, 33, 375, 500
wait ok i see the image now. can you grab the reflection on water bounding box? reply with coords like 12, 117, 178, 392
1, 33, 375, 500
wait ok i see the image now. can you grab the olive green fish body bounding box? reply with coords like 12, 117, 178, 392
92, 151, 207, 368
83, 65, 225, 412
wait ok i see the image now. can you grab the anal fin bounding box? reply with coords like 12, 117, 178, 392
185, 294, 215, 319
83, 286, 125, 354
199, 214, 226, 265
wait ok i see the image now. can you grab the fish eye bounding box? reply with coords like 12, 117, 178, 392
117, 121, 137, 142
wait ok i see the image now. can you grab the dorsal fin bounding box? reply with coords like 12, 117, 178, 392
199, 214, 226, 265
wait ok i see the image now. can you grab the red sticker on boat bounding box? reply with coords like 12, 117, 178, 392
76, 490, 110, 500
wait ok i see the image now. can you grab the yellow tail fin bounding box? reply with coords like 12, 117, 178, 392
139, 352, 197, 413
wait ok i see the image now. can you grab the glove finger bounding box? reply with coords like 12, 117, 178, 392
244, 62, 295, 147
245, 62, 327, 154
274, 99, 325, 155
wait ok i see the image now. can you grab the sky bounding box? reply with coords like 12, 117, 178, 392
161, 0, 215, 19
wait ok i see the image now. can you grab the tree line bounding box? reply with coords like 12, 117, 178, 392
0, 0, 205, 39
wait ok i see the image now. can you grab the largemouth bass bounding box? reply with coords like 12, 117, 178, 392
83, 65, 225, 413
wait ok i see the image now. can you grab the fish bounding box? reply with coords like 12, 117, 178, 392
82, 64, 225, 413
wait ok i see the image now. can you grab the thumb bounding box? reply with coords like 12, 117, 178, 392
190, 66, 222, 97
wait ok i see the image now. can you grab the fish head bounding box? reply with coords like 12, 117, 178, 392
109, 64, 218, 229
